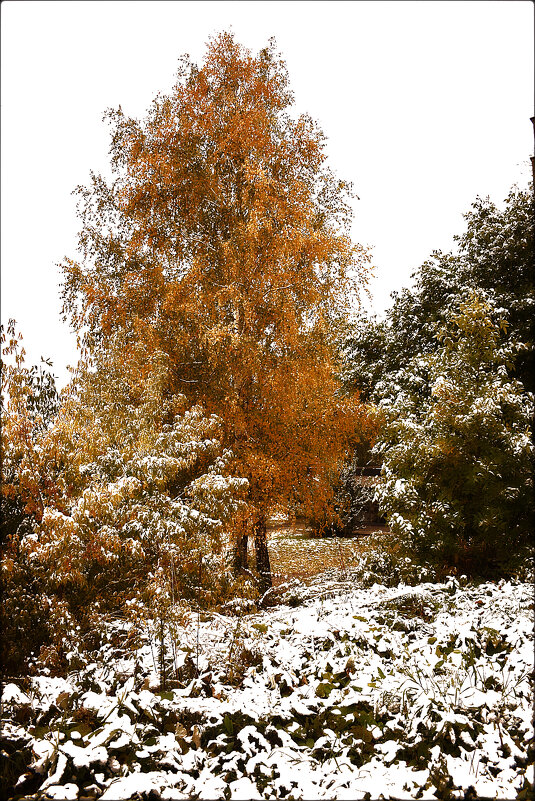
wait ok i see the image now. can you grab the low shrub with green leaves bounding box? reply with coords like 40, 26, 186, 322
355, 530, 438, 588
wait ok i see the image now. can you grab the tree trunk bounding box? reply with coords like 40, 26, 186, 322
238, 533, 248, 570
253, 515, 272, 594
227, 524, 248, 574
159, 617, 166, 691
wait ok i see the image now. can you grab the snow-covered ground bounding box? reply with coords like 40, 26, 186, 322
2, 574, 533, 800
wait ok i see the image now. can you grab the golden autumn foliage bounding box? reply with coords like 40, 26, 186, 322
1, 322, 67, 674
1, 321, 60, 530
1, 331, 256, 675
32, 356, 249, 608
61, 32, 372, 588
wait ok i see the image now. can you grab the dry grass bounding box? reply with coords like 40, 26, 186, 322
263, 519, 389, 587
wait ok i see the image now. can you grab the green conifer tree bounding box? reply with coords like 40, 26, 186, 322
375, 294, 533, 578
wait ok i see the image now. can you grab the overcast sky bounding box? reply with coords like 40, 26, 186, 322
1, 0, 533, 388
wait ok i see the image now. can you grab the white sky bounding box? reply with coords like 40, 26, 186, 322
1, 0, 533, 388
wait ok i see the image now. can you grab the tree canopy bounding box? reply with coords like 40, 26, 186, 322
60, 32, 372, 588
342, 185, 534, 400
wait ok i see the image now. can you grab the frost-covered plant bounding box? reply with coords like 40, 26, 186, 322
395, 630, 532, 727
3, 338, 251, 674
375, 293, 533, 579
1, 321, 66, 676
1, 320, 60, 540
356, 530, 437, 587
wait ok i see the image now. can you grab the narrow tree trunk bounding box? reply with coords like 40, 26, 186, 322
238, 533, 248, 569
159, 617, 166, 691
227, 523, 248, 574
253, 515, 272, 594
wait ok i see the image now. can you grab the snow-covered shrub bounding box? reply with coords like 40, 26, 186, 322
375, 294, 533, 579
2, 341, 251, 675
1, 322, 65, 676
356, 530, 438, 587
